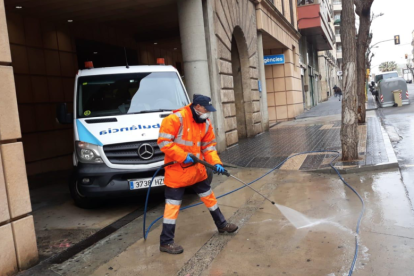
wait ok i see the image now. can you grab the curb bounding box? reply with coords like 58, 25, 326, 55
309, 161, 399, 174
311, 115, 399, 174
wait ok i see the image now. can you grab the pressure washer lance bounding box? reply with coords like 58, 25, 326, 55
188, 154, 276, 205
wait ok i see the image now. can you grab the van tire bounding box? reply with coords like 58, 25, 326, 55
69, 177, 102, 209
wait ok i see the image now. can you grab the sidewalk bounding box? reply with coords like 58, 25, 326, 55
295, 94, 378, 118
366, 93, 378, 111
295, 96, 341, 119
21, 168, 414, 276
18, 105, 409, 276
220, 111, 397, 172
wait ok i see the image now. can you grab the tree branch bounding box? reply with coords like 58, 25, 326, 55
356, 0, 374, 16
354, 0, 362, 16
362, 0, 374, 16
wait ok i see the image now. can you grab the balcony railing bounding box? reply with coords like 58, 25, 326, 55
297, 0, 318, 6
297, 0, 335, 50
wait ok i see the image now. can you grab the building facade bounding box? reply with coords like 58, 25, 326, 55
0, 0, 310, 274
259, 0, 302, 124
318, 0, 340, 101
333, 0, 343, 73
297, 0, 337, 109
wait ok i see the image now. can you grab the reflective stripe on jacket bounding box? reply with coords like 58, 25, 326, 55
157, 104, 222, 188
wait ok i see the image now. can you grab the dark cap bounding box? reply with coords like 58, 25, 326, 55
193, 94, 216, 112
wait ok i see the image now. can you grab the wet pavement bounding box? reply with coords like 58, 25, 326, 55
28, 171, 162, 261
296, 96, 342, 119
379, 83, 414, 209
19, 88, 414, 276
21, 167, 414, 276
366, 93, 378, 111
220, 111, 396, 171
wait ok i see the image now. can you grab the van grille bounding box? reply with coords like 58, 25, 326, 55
103, 140, 164, 165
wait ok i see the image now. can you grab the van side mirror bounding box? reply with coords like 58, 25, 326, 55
56, 103, 73, 124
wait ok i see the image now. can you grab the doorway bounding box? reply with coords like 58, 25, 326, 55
231, 26, 252, 139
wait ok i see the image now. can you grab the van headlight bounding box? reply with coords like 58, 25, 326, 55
76, 141, 103, 163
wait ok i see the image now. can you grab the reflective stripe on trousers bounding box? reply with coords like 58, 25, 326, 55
163, 199, 182, 225
198, 189, 218, 210
160, 169, 227, 245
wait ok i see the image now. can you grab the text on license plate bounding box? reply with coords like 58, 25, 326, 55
129, 177, 165, 190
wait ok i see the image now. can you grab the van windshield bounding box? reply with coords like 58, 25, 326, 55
77, 72, 188, 118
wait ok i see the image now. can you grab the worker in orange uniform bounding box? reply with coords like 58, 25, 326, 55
157, 94, 238, 254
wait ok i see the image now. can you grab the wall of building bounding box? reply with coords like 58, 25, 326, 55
6, 12, 78, 177
255, 0, 302, 124
318, 52, 337, 101
6, 11, 183, 177
0, 1, 39, 275
319, 55, 328, 101
299, 36, 322, 109
211, 0, 262, 148
266, 48, 303, 124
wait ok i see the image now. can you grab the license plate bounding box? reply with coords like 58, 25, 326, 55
129, 176, 165, 190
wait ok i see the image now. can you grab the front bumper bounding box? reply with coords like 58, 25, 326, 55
74, 163, 165, 198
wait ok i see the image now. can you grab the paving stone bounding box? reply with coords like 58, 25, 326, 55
219, 113, 387, 170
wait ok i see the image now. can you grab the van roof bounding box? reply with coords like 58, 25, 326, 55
78, 65, 178, 77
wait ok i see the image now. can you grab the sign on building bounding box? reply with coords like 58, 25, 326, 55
264, 54, 285, 65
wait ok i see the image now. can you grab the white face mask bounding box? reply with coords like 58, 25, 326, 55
195, 109, 210, 119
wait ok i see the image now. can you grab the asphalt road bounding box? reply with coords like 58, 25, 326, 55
380, 83, 414, 208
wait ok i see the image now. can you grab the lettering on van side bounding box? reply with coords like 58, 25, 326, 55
99, 124, 160, 135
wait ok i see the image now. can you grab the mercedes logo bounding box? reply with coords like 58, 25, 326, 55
138, 144, 154, 160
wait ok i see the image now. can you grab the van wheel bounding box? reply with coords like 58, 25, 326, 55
69, 178, 102, 209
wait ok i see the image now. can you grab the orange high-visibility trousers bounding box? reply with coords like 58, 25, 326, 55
160, 169, 227, 245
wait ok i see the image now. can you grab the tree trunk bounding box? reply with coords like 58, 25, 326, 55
341, 0, 359, 161
355, 0, 374, 124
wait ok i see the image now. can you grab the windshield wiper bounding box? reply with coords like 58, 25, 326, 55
130, 109, 173, 114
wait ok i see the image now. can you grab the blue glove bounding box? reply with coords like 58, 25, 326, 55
183, 154, 194, 164
215, 164, 225, 175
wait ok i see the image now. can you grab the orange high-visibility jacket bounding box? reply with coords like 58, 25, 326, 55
157, 104, 222, 188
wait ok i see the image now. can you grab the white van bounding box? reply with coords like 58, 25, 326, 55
57, 65, 190, 208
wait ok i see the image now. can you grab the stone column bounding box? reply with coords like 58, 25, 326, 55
177, 0, 212, 100
257, 31, 269, 132
0, 0, 39, 275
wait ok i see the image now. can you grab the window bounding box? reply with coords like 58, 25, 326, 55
297, 0, 315, 6
77, 72, 188, 118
